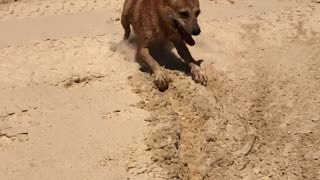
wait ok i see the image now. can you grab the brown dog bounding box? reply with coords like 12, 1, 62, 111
121, 0, 207, 91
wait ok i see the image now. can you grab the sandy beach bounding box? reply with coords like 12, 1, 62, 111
0, 0, 319, 179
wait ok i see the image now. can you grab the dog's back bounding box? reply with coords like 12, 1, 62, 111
121, 0, 168, 45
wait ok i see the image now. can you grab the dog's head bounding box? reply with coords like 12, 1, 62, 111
165, 0, 201, 46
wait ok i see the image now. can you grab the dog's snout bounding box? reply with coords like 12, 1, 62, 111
191, 21, 201, 36
192, 26, 201, 36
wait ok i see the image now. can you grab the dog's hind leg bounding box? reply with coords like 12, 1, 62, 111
136, 47, 170, 91
121, 0, 132, 40
121, 16, 131, 40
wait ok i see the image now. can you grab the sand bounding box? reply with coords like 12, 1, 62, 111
0, 0, 319, 179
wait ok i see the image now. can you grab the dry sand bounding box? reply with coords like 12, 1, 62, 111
0, 0, 320, 179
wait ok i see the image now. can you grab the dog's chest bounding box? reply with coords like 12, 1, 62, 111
150, 31, 167, 45
143, 19, 167, 44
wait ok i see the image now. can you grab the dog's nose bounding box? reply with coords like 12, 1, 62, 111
192, 27, 201, 36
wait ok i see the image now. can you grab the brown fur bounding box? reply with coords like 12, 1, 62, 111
121, 0, 207, 91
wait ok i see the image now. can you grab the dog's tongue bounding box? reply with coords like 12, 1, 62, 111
178, 25, 195, 46
182, 30, 195, 46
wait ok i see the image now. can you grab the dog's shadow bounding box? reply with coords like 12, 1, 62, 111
128, 37, 189, 74
149, 44, 189, 73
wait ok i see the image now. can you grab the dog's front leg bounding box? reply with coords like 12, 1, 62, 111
172, 39, 207, 86
136, 47, 170, 91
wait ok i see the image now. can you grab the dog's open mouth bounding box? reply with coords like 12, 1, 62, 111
174, 21, 195, 46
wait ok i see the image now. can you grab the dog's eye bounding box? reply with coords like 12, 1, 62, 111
195, 10, 201, 17
179, 11, 189, 19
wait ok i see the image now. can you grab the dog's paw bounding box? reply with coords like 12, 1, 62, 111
190, 63, 208, 86
154, 71, 170, 92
